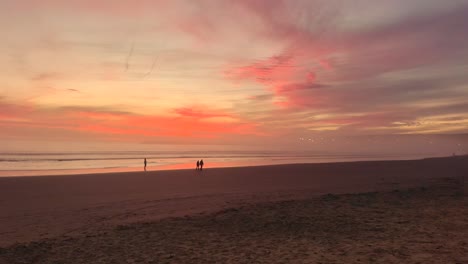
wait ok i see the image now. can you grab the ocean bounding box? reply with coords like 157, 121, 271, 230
0, 151, 431, 177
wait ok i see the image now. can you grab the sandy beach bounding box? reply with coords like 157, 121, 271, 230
0, 156, 467, 263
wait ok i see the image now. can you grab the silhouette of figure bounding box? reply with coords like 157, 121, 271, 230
200, 159, 204, 171
196, 160, 200, 170
144, 158, 147, 171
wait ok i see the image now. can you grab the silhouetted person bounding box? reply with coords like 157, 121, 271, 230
144, 158, 147, 171
196, 160, 200, 170
200, 159, 204, 171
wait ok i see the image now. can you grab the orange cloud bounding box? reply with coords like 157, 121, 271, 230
0, 101, 263, 143
173, 107, 232, 119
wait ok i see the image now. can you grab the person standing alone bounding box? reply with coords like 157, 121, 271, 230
144, 158, 147, 171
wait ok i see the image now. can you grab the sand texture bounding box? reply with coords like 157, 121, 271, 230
0, 156, 467, 263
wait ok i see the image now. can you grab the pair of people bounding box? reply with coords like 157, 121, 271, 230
196, 159, 204, 171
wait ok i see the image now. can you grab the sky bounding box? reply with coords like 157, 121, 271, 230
1, 0, 468, 154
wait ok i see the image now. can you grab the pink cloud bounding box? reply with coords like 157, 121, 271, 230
224, 53, 300, 86
306, 72, 316, 82
318, 59, 332, 71
177, 15, 217, 43
224, 50, 329, 109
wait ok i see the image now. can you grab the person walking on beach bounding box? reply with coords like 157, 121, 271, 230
200, 159, 204, 171
196, 160, 200, 170
144, 158, 147, 171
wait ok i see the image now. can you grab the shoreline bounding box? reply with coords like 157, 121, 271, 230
0, 155, 467, 249
0, 154, 456, 178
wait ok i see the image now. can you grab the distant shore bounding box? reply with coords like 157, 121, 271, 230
0, 153, 438, 177
0, 156, 467, 263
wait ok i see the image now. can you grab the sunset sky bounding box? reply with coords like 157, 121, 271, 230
1, 0, 468, 153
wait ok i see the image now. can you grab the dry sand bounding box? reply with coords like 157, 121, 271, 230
0, 156, 467, 263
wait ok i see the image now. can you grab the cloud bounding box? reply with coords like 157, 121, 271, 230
173, 106, 231, 119
2, 0, 166, 17
221, 2, 468, 136
0, 100, 263, 142
177, 14, 217, 43
30, 72, 61, 82
330, 5, 468, 82
224, 54, 297, 85
2, 0, 468, 142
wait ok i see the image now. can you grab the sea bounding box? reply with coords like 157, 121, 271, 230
0, 150, 434, 177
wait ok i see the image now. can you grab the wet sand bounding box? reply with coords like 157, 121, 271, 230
0, 156, 467, 263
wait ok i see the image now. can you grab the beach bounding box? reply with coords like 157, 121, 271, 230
0, 156, 467, 263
